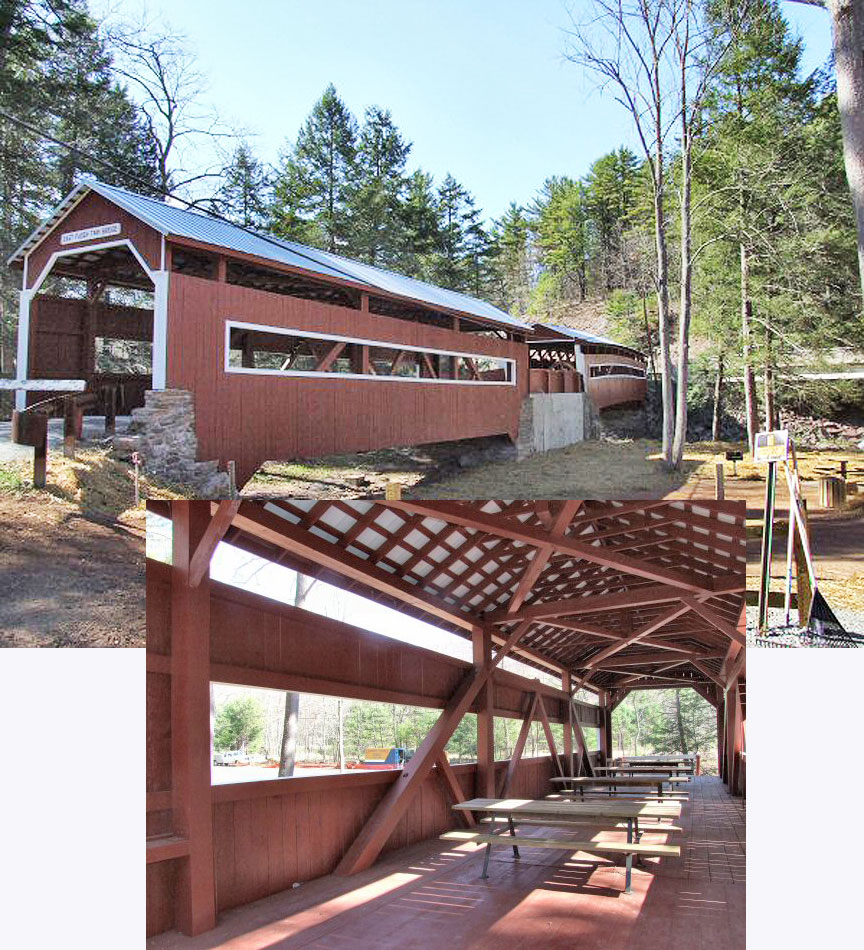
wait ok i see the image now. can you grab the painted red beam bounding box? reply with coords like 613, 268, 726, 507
386, 501, 716, 594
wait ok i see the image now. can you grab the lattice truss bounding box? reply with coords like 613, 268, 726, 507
223, 499, 746, 694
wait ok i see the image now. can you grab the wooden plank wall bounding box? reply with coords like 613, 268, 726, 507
583, 352, 648, 410
27, 295, 154, 412
23, 190, 163, 285
146, 558, 596, 936
166, 273, 529, 484
208, 757, 554, 915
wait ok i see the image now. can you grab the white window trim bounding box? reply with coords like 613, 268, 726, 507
223, 319, 517, 386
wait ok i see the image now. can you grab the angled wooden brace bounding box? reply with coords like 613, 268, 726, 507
188, 501, 241, 588
570, 698, 595, 777
497, 693, 539, 797
334, 622, 529, 875
534, 694, 565, 777
434, 755, 475, 827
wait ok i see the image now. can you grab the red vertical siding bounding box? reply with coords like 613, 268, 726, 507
165, 274, 528, 483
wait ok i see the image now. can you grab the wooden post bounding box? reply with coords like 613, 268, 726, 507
714, 461, 725, 500
716, 702, 725, 779
63, 399, 76, 458
171, 501, 217, 935
104, 385, 117, 436
819, 476, 846, 509
562, 672, 574, 776
599, 691, 613, 764
758, 461, 777, 631
793, 499, 813, 626
473, 627, 495, 798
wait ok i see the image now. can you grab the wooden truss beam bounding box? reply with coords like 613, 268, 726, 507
434, 755, 475, 827
227, 504, 567, 677
334, 623, 529, 875
579, 603, 691, 671
506, 501, 583, 614
498, 694, 540, 797
487, 583, 684, 625
683, 597, 747, 646
387, 502, 719, 594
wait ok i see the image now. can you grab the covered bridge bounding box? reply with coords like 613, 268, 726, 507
146, 499, 746, 946
8, 181, 645, 487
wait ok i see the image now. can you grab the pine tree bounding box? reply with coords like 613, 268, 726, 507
487, 203, 533, 314
270, 83, 357, 252
435, 173, 482, 292
350, 105, 410, 266
399, 169, 440, 280
46, 3, 160, 196
697, 0, 845, 440
583, 147, 641, 291
530, 176, 589, 307
210, 143, 270, 229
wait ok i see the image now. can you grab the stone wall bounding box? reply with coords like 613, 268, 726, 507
114, 389, 230, 496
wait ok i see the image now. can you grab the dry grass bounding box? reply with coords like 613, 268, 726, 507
0, 446, 191, 528
411, 439, 708, 499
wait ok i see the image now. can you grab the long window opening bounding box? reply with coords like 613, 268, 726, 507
225, 321, 516, 385
589, 363, 647, 379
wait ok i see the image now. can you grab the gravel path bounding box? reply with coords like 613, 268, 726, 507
746, 604, 864, 647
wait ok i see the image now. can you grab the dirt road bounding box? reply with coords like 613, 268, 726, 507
0, 496, 145, 647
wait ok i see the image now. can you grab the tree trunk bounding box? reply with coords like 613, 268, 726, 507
740, 243, 759, 453
764, 329, 777, 430
675, 691, 688, 754
278, 573, 316, 777
712, 352, 725, 441
672, 135, 693, 467
642, 292, 657, 380
827, 0, 864, 303
337, 698, 345, 771
654, 173, 674, 466
277, 692, 300, 777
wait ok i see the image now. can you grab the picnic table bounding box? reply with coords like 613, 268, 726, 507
595, 764, 691, 777
617, 755, 697, 774
446, 797, 681, 891
550, 774, 690, 800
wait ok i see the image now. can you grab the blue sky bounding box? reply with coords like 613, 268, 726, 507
98, 1, 833, 221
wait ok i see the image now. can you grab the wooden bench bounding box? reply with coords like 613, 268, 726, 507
440, 830, 680, 892
545, 793, 689, 803
479, 816, 682, 832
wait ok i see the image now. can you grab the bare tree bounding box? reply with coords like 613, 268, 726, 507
787, 1, 864, 302
566, 1, 744, 467
566, 0, 678, 466
105, 15, 235, 195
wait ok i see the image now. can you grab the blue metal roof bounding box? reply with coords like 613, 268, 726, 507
11, 179, 531, 331
532, 322, 644, 356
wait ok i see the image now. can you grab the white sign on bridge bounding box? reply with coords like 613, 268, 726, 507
60, 223, 121, 245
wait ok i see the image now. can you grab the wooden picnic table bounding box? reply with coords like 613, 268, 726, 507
617, 755, 696, 774
450, 797, 681, 885
595, 765, 692, 777
550, 774, 690, 800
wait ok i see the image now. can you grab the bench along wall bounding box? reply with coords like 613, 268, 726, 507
146, 558, 601, 937
166, 273, 527, 484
